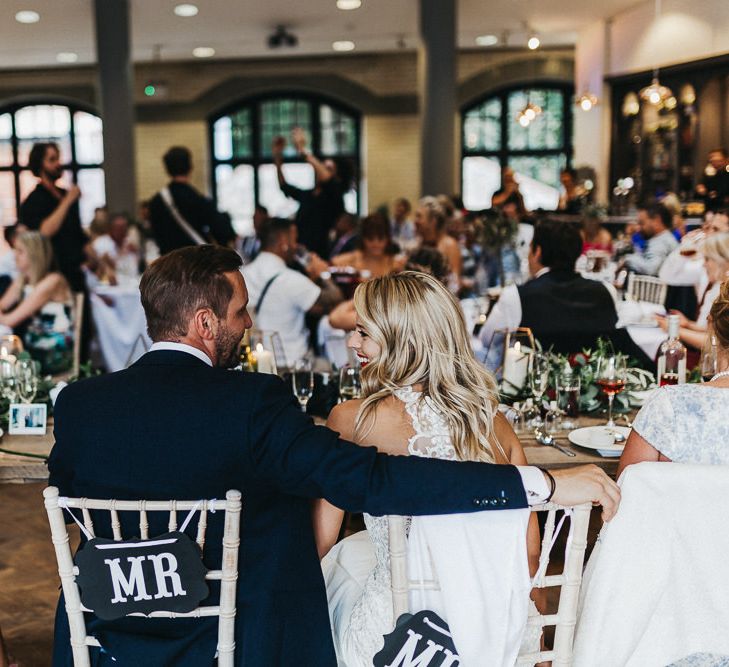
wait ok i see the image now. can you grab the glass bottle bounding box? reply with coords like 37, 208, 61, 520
657, 314, 686, 386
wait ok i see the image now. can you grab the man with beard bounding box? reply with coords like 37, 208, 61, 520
19, 142, 88, 292
47, 244, 620, 666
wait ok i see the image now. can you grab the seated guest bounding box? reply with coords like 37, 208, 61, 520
480, 220, 629, 363
621, 202, 678, 276
695, 147, 729, 212
0, 225, 18, 297
238, 204, 268, 265
557, 167, 584, 214
389, 197, 417, 253
92, 212, 141, 284
415, 196, 462, 291
242, 218, 342, 364
0, 231, 73, 373
332, 213, 405, 278
656, 232, 729, 352
618, 278, 729, 477
581, 208, 613, 253
328, 212, 359, 259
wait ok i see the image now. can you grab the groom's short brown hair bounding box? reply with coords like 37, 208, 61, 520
140, 245, 242, 341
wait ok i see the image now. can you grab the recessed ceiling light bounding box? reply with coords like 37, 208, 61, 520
56, 52, 79, 63
15, 10, 40, 24
192, 46, 215, 58
527, 35, 540, 50
475, 34, 498, 46
174, 4, 198, 17
332, 40, 355, 52
336, 0, 362, 9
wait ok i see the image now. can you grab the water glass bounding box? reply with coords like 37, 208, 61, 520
0, 358, 17, 403
556, 372, 581, 431
528, 353, 550, 422
338, 365, 361, 402
292, 359, 314, 413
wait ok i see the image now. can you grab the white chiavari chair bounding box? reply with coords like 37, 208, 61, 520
43, 486, 242, 667
626, 274, 668, 306
388, 502, 591, 667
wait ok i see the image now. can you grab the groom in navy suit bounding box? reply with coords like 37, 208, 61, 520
48, 245, 619, 666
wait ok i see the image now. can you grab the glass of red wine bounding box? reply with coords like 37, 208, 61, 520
596, 354, 627, 428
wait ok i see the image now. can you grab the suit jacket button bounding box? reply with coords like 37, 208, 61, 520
501, 497, 508, 505
490, 498, 499, 506
473, 498, 482, 507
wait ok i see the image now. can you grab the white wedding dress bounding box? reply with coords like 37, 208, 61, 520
321, 387, 540, 667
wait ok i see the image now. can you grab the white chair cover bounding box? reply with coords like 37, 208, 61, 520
574, 462, 729, 666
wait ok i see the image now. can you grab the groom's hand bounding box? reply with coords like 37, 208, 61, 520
550, 465, 620, 521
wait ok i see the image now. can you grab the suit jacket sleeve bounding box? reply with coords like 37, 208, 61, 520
248, 376, 527, 514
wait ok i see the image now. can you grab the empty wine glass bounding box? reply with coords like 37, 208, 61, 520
596, 354, 627, 428
529, 353, 550, 422
701, 335, 719, 383
292, 359, 314, 413
15, 358, 38, 404
338, 365, 361, 402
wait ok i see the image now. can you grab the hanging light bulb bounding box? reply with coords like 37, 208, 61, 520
576, 92, 598, 111
640, 74, 673, 105
527, 34, 540, 50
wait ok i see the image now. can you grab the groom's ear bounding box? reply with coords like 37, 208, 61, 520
192, 307, 217, 341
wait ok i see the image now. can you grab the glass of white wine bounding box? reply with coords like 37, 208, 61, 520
291, 358, 314, 413
338, 365, 361, 402
16, 358, 39, 404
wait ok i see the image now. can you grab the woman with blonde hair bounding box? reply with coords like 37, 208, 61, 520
316, 271, 543, 666
0, 231, 74, 373
657, 231, 729, 350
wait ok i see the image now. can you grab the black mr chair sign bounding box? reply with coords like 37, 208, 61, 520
74, 531, 209, 620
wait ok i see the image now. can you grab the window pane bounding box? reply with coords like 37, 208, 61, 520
462, 156, 502, 210
463, 97, 501, 153
508, 154, 566, 211
227, 109, 253, 160
77, 168, 106, 226
0, 114, 12, 167
15, 105, 73, 165
74, 111, 104, 164
215, 164, 255, 236
213, 116, 233, 161
259, 99, 311, 159
258, 163, 315, 218
508, 89, 564, 151
0, 172, 16, 225
320, 104, 356, 155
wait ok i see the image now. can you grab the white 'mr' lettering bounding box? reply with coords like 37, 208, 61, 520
148, 552, 187, 599
104, 556, 152, 604
385, 629, 444, 667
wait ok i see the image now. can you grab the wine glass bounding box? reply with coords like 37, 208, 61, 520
15, 358, 39, 404
0, 358, 17, 403
596, 354, 627, 428
528, 353, 550, 422
701, 335, 719, 383
291, 359, 314, 413
338, 365, 361, 402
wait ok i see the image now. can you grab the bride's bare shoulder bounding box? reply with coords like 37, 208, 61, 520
326, 399, 364, 441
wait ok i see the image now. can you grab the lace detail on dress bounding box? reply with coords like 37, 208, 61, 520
394, 386, 458, 461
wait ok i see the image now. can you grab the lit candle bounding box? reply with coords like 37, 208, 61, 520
502, 342, 529, 394
0, 346, 16, 364
253, 343, 276, 374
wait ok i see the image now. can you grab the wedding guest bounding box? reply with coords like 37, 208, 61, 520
660, 192, 686, 239
389, 197, 417, 253
272, 128, 352, 258
492, 166, 528, 218
618, 278, 729, 476
480, 220, 649, 367
316, 272, 547, 665
239, 204, 268, 265
581, 208, 613, 253
656, 232, 729, 352
622, 202, 678, 276
92, 212, 141, 284
328, 212, 360, 259
557, 168, 583, 214
414, 196, 461, 290
0, 231, 73, 373
332, 213, 405, 278
0, 225, 18, 296
242, 218, 342, 364
48, 243, 619, 667
695, 148, 729, 212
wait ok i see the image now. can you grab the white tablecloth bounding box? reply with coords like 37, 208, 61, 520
617, 300, 667, 362
90, 285, 150, 372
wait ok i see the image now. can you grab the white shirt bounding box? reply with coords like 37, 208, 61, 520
149, 341, 212, 366
155, 341, 548, 503
241, 252, 321, 365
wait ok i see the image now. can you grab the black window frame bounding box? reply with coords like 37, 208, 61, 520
209, 92, 362, 218
0, 100, 103, 221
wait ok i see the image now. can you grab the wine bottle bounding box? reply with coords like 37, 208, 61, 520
657, 314, 686, 386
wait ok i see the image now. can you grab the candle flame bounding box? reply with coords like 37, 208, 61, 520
514, 342, 521, 353
1, 346, 7, 357
256, 343, 264, 353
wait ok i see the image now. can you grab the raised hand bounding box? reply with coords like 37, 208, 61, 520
65, 184, 81, 203
291, 126, 308, 154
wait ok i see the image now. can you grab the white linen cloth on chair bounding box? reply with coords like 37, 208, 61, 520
406, 510, 532, 667
573, 462, 729, 666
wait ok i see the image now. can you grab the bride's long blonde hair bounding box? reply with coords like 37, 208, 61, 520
352, 271, 503, 462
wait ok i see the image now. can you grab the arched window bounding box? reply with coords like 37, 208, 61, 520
0, 102, 105, 226
461, 85, 573, 211
210, 94, 360, 236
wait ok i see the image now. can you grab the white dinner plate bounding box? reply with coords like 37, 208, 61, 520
568, 425, 630, 452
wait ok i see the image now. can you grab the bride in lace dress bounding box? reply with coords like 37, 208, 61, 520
315, 271, 544, 666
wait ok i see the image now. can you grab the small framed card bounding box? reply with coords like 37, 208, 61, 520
9, 403, 47, 435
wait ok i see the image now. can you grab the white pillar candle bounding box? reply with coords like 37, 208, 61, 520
254, 343, 276, 374
502, 342, 529, 394
0, 346, 17, 363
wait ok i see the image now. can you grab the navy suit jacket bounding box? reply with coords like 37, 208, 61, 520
48, 350, 527, 666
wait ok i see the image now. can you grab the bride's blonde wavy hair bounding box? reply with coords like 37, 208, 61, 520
352, 271, 503, 462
